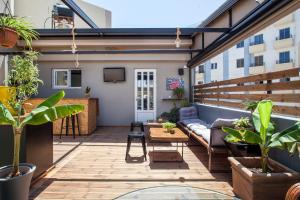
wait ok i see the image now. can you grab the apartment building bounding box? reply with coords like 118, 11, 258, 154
0, 0, 111, 28
195, 10, 300, 84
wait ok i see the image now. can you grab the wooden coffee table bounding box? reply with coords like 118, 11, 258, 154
149, 128, 189, 162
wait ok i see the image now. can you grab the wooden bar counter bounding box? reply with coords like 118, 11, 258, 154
26, 98, 99, 135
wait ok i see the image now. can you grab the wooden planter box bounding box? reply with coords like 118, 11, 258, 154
0, 27, 18, 48
228, 157, 300, 200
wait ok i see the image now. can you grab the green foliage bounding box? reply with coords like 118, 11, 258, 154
180, 99, 191, 108
7, 51, 43, 112
172, 87, 185, 99
223, 100, 300, 173
233, 117, 252, 130
160, 99, 189, 123
162, 122, 176, 131
0, 91, 84, 176
161, 107, 180, 123
243, 100, 259, 113
0, 16, 38, 48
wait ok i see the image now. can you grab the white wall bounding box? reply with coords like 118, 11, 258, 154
36, 54, 190, 126
228, 45, 244, 79
210, 54, 223, 82
6, 0, 111, 28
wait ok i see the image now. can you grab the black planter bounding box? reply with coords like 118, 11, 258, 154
224, 140, 261, 157
0, 163, 36, 200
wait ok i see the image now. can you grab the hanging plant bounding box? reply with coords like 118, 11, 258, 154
0, 16, 38, 48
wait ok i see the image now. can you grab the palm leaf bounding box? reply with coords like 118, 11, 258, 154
21, 105, 84, 127
222, 127, 243, 141
243, 129, 263, 144
0, 102, 16, 126
37, 90, 65, 108
257, 100, 273, 129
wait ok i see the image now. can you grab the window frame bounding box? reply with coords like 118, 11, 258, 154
211, 63, 217, 70
279, 51, 291, 64
236, 41, 244, 48
279, 27, 291, 40
52, 69, 82, 89
253, 34, 264, 45
236, 58, 244, 68
198, 65, 205, 73
254, 55, 264, 66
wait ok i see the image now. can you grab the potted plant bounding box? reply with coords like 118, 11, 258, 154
172, 87, 184, 99
223, 117, 261, 157
0, 16, 38, 48
0, 51, 84, 200
162, 122, 176, 133
223, 100, 300, 200
85, 86, 91, 98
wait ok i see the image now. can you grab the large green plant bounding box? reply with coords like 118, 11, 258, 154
223, 100, 300, 173
0, 91, 84, 177
1, 51, 84, 177
7, 51, 42, 111
0, 16, 38, 48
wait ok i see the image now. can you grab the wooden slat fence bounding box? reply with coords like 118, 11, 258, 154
193, 68, 300, 116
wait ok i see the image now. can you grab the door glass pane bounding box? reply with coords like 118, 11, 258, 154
55, 71, 68, 87
143, 72, 148, 110
149, 72, 154, 87
149, 72, 154, 110
137, 72, 142, 87
149, 87, 154, 110
137, 72, 142, 110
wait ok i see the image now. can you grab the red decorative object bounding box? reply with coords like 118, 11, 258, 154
286, 183, 300, 200
0, 27, 19, 48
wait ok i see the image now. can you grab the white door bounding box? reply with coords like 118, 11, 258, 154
135, 69, 156, 122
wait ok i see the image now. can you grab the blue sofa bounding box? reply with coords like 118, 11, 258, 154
177, 106, 237, 172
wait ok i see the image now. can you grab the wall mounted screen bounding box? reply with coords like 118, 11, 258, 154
103, 67, 126, 82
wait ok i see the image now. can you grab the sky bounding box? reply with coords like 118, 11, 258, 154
84, 0, 226, 28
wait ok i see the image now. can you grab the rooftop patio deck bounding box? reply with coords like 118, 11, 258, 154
29, 127, 233, 200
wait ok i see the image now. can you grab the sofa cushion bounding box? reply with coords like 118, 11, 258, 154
210, 118, 237, 129
179, 107, 198, 121
180, 119, 209, 128
201, 129, 211, 144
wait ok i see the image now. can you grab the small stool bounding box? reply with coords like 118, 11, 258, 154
60, 114, 80, 139
125, 132, 147, 161
130, 121, 144, 132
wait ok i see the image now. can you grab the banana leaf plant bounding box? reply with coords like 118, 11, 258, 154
0, 90, 84, 177
223, 100, 300, 173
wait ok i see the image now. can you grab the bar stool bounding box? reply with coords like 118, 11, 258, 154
125, 122, 147, 161
60, 114, 80, 139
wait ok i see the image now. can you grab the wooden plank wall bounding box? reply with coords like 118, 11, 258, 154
193, 68, 300, 116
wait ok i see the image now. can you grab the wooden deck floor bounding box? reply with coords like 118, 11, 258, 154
30, 127, 233, 200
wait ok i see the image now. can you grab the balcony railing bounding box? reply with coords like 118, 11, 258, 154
193, 67, 300, 116
249, 41, 264, 46
276, 59, 293, 64
250, 62, 265, 67
276, 35, 293, 41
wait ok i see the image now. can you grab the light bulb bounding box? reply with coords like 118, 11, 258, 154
175, 39, 181, 48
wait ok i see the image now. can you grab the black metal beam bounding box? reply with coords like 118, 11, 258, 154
61, 0, 98, 29
187, 0, 294, 67
0, 49, 203, 55
35, 27, 230, 38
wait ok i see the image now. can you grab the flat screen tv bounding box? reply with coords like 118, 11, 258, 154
103, 67, 126, 82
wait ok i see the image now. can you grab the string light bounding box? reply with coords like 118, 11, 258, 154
175, 27, 181, 48
71, 25, 79, 68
